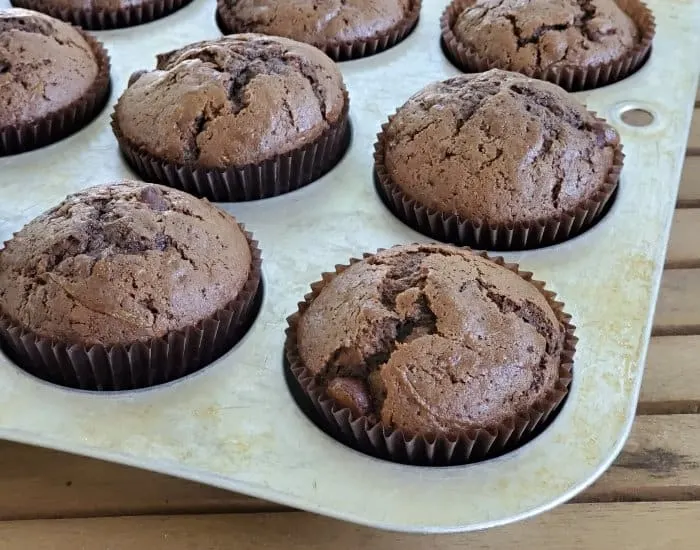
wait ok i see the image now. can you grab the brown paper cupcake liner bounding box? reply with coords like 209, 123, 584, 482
216, 0, 421, 61
440, 0, 655, 91
285, 249, 576, 466
0, 30, 110, 157
0, 226, 262, 392
112, 95, 350, 202
373, 113, 624, 251
11, 0, 194, 30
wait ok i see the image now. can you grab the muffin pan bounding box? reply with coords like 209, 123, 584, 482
0, 0, 698, 534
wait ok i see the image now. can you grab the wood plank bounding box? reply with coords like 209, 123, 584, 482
678, 157, 700, 207
0, 441, 281, 521
667, 209, 700, 268
689, 108, 700, 154
0, 503, 698, 550
653, 270, 700, 336
639, 336, 700, 414
577, 415, 700, 503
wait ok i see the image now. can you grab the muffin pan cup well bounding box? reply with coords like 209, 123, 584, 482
0, 30, 110, 156
0, 226, 262, 391
216, 0, 422, 62
11, 0, 195, 29
0, 0, 697, 534
112, 93, 351, 202
374, 112, 624, 251
285, 248, 575, 467
440, 0, 656, 92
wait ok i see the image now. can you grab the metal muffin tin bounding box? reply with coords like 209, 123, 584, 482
0, 0, 698, 534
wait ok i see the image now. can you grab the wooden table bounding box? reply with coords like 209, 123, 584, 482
0, 90, 698, 549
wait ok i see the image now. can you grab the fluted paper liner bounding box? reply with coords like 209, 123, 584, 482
285, 248, 576, 466
11, 0, 194, 29
0, 30, 110, 156
440, 0, 655, 91
112, 94, 350, 202
216, 0, 421, 61
0, 226, 262, 391
374, 113, 624, 250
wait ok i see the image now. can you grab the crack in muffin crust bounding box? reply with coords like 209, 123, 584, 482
113, 34, 347, 169
297, 244, 565, 436
381, 69, 620, 226
451, 0, 639, 73
0, 182, 252, 346
0, 9, 99, 129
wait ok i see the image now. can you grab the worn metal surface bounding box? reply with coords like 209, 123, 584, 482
0, 0, 698, 534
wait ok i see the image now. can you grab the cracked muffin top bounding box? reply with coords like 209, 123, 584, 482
0, 181, 252, 346
113, 34, 347, 169
449, 0, 640, 74
297, 244, 565, 437
0, 8, 100, 130
380, 69, 620, 226
218, 0, 416, 49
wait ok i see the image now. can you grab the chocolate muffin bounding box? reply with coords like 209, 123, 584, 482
11, 0, 194, 29
112, 35, 350, 202
0, 181, 261, 390
375, 69, 623, 250
441, 0, 655, 91
216, 0, 421, 60
286, 244, 574, 465
0, 8, 110, 155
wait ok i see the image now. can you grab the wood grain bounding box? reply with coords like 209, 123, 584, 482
639, 336, 700, 414
0, 442, 280, 521
577, 415, 700, 502
667, 209, 700, 268
690, 108, 700, 154
0, 415, 697, 521
678, 157, 700, 207
0, 503, 698, 550
654, 270, 700, 335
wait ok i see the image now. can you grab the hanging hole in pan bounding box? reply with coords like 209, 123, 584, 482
620, 108, 655, 127
612, 102, 661, 131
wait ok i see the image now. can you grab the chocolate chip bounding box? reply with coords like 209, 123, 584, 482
128, 70, 147, 87
123, 239, 150, 254
327, 377, 373, 417
592, 123, 619, 148
153, 234, 171, 251
138, 186, 169, 212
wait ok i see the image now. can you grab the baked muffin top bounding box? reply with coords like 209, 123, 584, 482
14, 0, 146, 13
113, 34, 347, 169
21, 0, 148, 10
0, 8, 99, 130
0, 182, 252, 346
381, 69, 620, 225
297, 244, 565, 437
450, 0, 639, 74
219, 0, 416, 47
